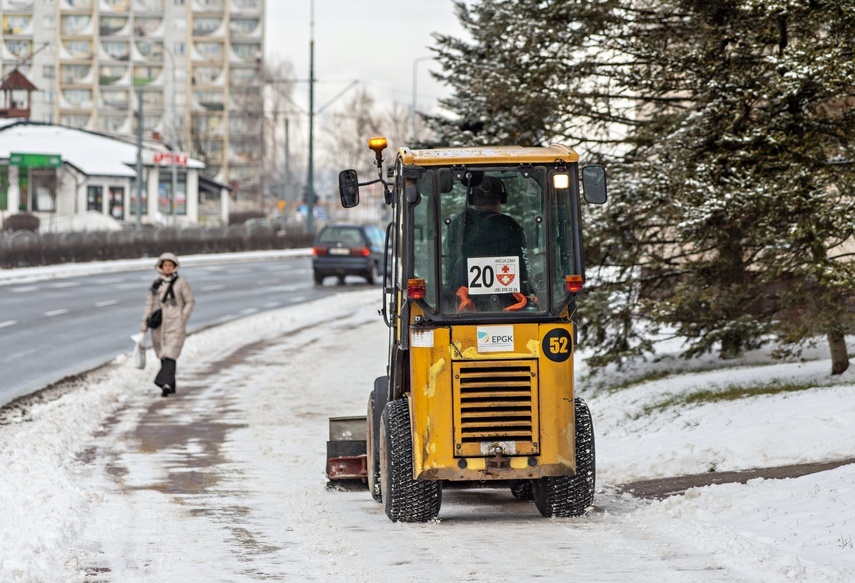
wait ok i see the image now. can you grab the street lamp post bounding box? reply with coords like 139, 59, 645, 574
162, 45, 179, 226
411, 56, 432, 143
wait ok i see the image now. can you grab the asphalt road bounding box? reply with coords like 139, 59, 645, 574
0, 257, 376, 407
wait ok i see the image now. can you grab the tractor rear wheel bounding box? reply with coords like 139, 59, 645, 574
533, 398, 596, 517
379, 399, 441, 522
366, 389, 381, 502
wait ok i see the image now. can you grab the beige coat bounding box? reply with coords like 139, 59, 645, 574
142, 253, 195, 360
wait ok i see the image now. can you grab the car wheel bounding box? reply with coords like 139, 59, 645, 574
313, 271, 324, 286
366, 262, 380, 285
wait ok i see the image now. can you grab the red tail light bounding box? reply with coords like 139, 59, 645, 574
354, 247, 371, 257
407, 278, 426, 300
313, 247, 327, 256
565, 275, 583, 293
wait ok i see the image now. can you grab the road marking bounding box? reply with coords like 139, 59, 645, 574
95, 300, 119, 307
94, 277, 124, 284
53, 281, 81, 288
257, 278, 279, 285
45, 309, 69, 317
10, 286, 38, 293
0, 320, 16, 329
202, 284, 225, 291
290, 295, 307, 303
263, 301, 281, 308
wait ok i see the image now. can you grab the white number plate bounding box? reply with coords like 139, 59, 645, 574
329, 247, 351, 255
467, 256, 520, 295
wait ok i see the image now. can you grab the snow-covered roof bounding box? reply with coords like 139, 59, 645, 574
0, 120, 204, 178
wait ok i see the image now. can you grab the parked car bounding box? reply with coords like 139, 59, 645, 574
312, 223, 388, 285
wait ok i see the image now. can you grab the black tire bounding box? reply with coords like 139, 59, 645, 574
510, 480, 534, 500
313, 271, 324, 286
379, 399, 442, 522
365, 261, 380, 285
366, 389, 382, 502
533, 398, 596, 517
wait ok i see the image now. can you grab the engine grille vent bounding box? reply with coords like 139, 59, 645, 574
452, 360, 539, 456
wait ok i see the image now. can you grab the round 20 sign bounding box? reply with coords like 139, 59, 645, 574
542, 328, 573, 363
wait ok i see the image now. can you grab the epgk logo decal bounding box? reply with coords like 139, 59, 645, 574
477, 325, 514, 353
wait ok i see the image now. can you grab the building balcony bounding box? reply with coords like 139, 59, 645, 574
100, 40, 130, 61
229, 42, 261, 64
2, 0, 34, 12
99, 64, 130, 85
99, 15, 129, 36
228, 18, 260, 38
3, 39, 32, 60
59, 113, 92, 129
132, 65, 163, 86
60, 40, 94, 60
2, 15, 33, 35
230, 0, 260, 14
132, 16, 163, 38
100, 0, 130, 12
60, 14, 93, 35
193, 0, 224, 11
131, 0, 163, 13
191, 17, 224, 38
191, 41, 224, 63
61, 0, 94, 11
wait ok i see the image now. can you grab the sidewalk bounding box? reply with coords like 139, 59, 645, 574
0, 249, 312, 286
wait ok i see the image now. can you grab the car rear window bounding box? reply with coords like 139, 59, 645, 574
317, 227, 365, 245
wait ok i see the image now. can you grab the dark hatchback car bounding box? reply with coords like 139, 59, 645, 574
312, 223, 388, 285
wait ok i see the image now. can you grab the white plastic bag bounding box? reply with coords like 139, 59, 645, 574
130, 333, 146, 369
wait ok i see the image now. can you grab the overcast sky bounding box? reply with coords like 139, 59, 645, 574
264, 0, 467, 119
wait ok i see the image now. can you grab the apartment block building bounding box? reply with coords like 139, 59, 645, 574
0, 0, 264, 203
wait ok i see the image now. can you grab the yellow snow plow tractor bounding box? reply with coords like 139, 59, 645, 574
329, 137, 607, 522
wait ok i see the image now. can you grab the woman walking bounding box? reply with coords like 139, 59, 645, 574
142, 252, 195, 397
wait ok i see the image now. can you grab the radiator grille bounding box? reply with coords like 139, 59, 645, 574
453, 360, 539, 456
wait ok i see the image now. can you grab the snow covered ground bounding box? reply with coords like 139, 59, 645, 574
1, 287, 854, 582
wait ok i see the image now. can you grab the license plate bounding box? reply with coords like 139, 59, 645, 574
329, 247, 350, 255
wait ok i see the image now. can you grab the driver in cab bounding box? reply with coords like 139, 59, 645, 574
445, 175, 534, 313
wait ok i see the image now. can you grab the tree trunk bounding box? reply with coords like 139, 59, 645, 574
828, 330, 849, 375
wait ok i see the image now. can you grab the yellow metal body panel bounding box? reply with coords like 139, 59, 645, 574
409, 323, 576, 481
398, 144, 580, 167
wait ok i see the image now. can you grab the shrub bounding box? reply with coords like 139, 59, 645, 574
228, 210, 266, 225
3, 213, 40, 232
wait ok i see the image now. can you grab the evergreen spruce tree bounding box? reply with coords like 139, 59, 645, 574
431, 0, 855, 373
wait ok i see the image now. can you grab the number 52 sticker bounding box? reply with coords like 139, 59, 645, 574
542, 328, 573, 363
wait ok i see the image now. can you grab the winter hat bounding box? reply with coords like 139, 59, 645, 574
155, 252, 180, 273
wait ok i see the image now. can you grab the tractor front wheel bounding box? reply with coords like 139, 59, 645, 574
533, 398, 596, 517
379, 399, 441, 522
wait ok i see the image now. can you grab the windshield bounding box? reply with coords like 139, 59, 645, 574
410, 165, 581, 318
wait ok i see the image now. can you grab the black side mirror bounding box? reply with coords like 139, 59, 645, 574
581, 165, 607, 204
338, 169, 360, 208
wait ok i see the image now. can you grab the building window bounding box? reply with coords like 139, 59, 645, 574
130, 187, 148, 216
158, 172, 186, 215
109, 186, 125, 219
0, 165, 8, 211
173, 41, 185, 56
43, 65, 55, 79
31, 169, 57, 212
87, 186, 103, 212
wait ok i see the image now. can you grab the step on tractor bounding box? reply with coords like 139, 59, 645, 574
326, 137, 607, 522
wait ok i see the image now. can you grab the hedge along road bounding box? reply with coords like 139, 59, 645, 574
0, 250, 377, 407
